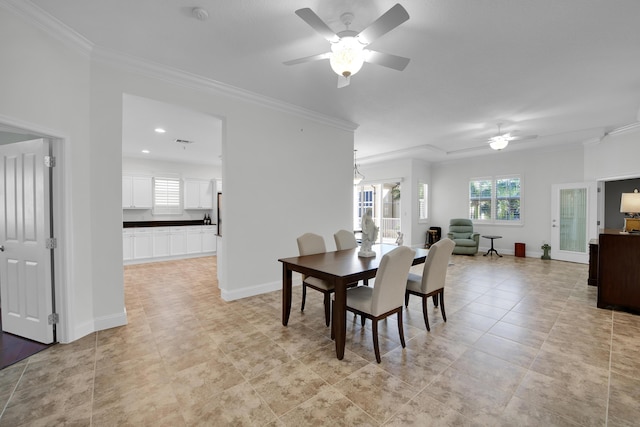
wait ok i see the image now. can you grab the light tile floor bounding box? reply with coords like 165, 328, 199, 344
1, 254, 640, 425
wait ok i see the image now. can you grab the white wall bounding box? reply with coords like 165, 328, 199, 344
0, 5, 95, 342
90, 56, 355, 303
0, 3, 355, 342
431, 145, 585, 256
584, 128, 640, 181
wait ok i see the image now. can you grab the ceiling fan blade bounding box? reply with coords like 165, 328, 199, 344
337, 75, 350, 88
510, 134, 538, 142
356, 3, 409, 45
365, 50, 410, 71
283, 52, 331, 66
295, 8, 340, 43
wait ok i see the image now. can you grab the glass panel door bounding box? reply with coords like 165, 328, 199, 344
354, 182, 401, 244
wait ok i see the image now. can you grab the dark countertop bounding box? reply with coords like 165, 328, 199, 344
123, 220, 216, 228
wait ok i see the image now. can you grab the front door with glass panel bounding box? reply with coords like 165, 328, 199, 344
551, 182, 594, 264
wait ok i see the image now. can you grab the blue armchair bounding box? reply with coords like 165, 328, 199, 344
447, 218, 480, 255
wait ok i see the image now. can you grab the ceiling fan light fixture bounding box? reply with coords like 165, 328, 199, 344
330, 37, 365, 78
489, 135, 509, 150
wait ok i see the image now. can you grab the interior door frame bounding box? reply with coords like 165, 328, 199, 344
0, 114, 70, 343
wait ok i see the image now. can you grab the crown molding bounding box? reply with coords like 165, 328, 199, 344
1, 0, 93, 57
3, 1, 357, 133
92, 47, 358, 132
605, 122, 640, 137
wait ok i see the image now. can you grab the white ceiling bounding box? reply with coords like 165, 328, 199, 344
27, 0, 640, 164
122, 94, 222, 166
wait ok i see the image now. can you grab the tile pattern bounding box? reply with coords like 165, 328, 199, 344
1, 254, 639, 425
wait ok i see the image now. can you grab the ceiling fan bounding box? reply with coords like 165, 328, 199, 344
487, 123, 537, 151
284, 3, 411, 88
445, 123, 538, 155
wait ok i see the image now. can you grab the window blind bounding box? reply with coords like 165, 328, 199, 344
153, 177, 182, 214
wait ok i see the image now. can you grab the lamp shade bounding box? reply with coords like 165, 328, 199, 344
620, 189, 640, 214
330, 37, 365, 78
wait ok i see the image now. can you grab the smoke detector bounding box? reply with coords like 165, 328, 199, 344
192, 7, 209, 21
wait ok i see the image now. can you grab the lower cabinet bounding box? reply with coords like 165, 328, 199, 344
187, 227, 203, 254
133, 228, 153, 259
123, 230, 134, 261
123, 225, 216, 264
203, 226, 217, 252
170, 227, 187, 255
153, 228, 171, 257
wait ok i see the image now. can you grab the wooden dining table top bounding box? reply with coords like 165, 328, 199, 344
278, 243, 429, 281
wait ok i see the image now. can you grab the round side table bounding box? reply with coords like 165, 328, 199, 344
482, 235, 502, 257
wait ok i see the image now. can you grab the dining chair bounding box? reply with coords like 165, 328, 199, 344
336, 245, 415, 363
296, 233, 334, 327
334, 229, 358, 250
405, 238, 455, 331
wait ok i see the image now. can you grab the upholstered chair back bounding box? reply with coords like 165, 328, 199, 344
334, 229, 358, 251
297, 233, 326, 256
370, 246, 415, 316
448, 218, 474, 239
421, 238, 455, 294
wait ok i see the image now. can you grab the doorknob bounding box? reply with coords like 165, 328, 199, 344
0, 245, 4, 252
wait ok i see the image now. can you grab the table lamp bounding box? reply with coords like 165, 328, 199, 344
620, 189, 640, 232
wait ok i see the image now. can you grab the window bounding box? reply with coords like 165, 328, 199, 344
418, 181, 428, 222
153, 177, 182, 215
469, 175, 522, 223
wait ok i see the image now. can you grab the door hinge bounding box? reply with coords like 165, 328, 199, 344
44, 156, 56, 167
46, 237, 57, 249
48, 313, 59, 325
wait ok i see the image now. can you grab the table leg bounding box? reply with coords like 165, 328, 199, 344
333, 280, 346, 360
282, 264, 292, 326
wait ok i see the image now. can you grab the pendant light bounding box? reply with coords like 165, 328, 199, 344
353, 149, 364, 185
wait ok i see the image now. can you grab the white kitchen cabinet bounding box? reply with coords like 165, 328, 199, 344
133, 228, 153, 259
203, 226, 217, 252
170, 227, 187, 255
122, 175, 152, 209
123, 230, 134, 261
184, 179, 214, 209
124, 225, 216, 264
153, 227, 171, 257
186, 226, 203, 254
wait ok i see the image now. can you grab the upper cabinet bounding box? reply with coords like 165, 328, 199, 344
184, 179, 214, 209
122, 175, 152, 209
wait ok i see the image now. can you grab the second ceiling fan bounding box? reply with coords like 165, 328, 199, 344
284, 3, 411, 88
487, 123, 537, 150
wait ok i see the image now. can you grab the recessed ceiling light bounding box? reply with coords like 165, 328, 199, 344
154, 128, 166, 133
142, 150, 150, 154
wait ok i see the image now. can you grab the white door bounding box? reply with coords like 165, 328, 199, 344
0, 138, 54, 343
551, 182, 596, 264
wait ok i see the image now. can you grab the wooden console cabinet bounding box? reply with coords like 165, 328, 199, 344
588, 239, 598, 286
597, 231, 640, 313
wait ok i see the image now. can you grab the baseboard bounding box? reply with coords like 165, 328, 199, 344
124, 251, 216, 265
94, 309, 128, 331
220, 278, 302, 301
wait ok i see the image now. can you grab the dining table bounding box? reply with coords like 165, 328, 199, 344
279, 243, 429, 360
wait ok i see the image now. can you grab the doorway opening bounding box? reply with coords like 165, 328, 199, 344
0, 119, 65, 355
354, 182, 401, 243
